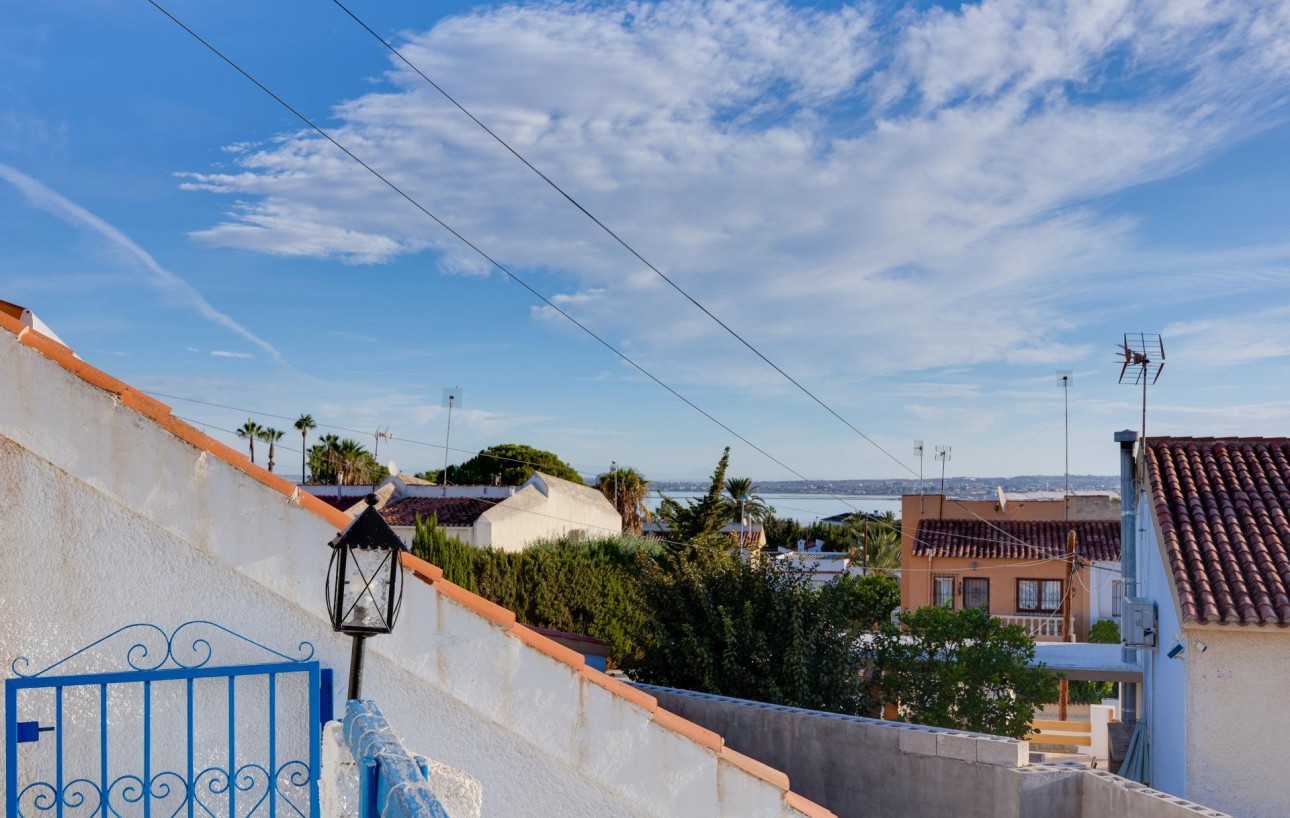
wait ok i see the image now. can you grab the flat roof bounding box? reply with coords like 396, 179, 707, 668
1031, 642, 1141, 681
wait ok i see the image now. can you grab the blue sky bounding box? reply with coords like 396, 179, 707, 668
4, 0, 1290, 483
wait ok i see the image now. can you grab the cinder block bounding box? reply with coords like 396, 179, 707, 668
976, 737, 1027, 768
897, 726, 937, 756
936, 731, 978, 762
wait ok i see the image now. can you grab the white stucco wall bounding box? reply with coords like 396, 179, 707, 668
1089, 560, 1121, 624
478, 474, 621, 552
0, 331, 819, 818
1135, 485, 1187, 800
1183, 627, 1290, 818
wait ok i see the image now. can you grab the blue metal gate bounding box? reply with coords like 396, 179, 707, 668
5, 622, 322, 818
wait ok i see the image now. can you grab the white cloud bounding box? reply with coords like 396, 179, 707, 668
178, 0, 1290, 385
0, 163, 287, 364
210, 350, 254, 359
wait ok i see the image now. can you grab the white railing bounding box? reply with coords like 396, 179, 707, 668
996, 614, 1064, 639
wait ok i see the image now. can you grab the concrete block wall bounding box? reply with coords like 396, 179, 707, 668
635, 685, 1229, 818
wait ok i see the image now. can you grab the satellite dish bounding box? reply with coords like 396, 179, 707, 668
387, 460, 399, 476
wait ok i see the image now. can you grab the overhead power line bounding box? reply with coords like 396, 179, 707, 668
144, 0, 1066, 561
322, 1, 1060, 555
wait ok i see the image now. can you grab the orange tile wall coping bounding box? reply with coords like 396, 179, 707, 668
0, 313, 833, 817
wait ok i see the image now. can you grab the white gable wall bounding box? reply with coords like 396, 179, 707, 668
0, 334, 814, 818
478, 474, 621, 552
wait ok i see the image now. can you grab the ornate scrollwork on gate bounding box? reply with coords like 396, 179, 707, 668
10, 620, 315, 678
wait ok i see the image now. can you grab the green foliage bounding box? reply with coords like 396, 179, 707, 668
723, 477, 772, 525
656, 447, 733, 546
818, 574, 901, 630
763, 515, 855, 552
1070, 618, 1122, 704
308, 436, 385, 486
869, 606, 1059, 738
410, 519, 651, 665
594, 466, 652, 533
630, 548, 874, 714
418, 443, 584, 486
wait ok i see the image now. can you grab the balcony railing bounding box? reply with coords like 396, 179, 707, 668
996, 614, 1064, 639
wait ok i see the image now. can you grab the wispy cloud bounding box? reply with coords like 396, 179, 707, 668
0, 163, 286, 365
177, 0, 1290, 385
210, 350, 254, 359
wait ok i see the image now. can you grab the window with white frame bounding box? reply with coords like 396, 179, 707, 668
934, 576, 954, 608
1016, 579, 1062, 614
1112, 579, 1122, 617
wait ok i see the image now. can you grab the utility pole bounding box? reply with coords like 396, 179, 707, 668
1059, 528, 1077, 720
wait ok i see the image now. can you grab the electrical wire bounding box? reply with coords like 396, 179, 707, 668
321, 0, 1062, 558
146, 0, 1086, 566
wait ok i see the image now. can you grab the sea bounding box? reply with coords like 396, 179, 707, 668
647, 492, 901, 524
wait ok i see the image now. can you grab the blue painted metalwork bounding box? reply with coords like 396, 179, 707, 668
341, 701, 451, 818
5, 622, 322, 818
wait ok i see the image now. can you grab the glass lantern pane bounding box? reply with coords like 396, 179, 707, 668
342, 548, 393, 630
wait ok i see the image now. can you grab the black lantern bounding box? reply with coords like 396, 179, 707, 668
326, 494, 405, 699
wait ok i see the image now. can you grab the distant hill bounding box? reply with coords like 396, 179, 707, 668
650, 475, 1118, 498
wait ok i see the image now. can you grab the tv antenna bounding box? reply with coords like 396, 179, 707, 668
1117, 333, 1165, 451
1057, 371, 1072, 519
441, 387, 463, 495
374, 427, 393, 460
914, 440, 925, 513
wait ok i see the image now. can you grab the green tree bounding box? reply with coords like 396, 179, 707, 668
236, 418, 263, 464
818, 573, 900, 630
657, 448, 733, 546
724, 476, 771, 525
294, 414, 316, 482
1070, 618, 1121, 704
418, 443, 583, 486
257, 427, 284, 473
869, 606, 1059, 738
595, 466, 652, 534
849, 512, 902, 575
309, 434, 341, 485
630, 546, 871, 714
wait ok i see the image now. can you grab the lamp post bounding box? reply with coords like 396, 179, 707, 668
326, 494, 405, 700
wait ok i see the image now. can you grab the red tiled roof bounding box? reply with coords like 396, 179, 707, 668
380, 496, 496, 527
913, 519, 1120, 562
1145, 437, 1290, 627
312, 495, 360, 512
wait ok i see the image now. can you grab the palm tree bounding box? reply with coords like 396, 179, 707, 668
236, 418, 263, 464
850, 513, 902, 575
724, 476, 770, 525
258, 427, 284, 473
595, 466, 652, 534
294, 414, 316, 483
335, 438, 370, 496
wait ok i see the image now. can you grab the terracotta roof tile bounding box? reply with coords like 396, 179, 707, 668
1145, 437, 1290, 627
914, 519, 1120, 562
380, 496, 495, 527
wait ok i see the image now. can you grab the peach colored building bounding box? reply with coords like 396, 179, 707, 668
900, 494, 1121, 642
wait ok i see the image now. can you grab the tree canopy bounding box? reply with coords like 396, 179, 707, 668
655, 447, 732, 546
595, 466, 652, 533
418, 443, 584, 486
868, 605, 1058, 738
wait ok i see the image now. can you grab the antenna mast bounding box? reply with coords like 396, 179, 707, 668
914, 440, 925, 514
374, 427, 393, 461
935, 444, 951, 519
441, 387, 463, 496
1057, 371, 1072, 520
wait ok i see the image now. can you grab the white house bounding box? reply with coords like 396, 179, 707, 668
1125, 434, 1290, 818
304, 471, 622, 551
0, 305, 832, 818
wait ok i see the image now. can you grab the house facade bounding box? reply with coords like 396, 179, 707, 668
1127, 436, 1290, 818
900, 494, 1121, 641
303, 471, 623, 551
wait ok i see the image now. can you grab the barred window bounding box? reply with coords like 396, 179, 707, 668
963, 577, 990, 610
934, 576, 954, 608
